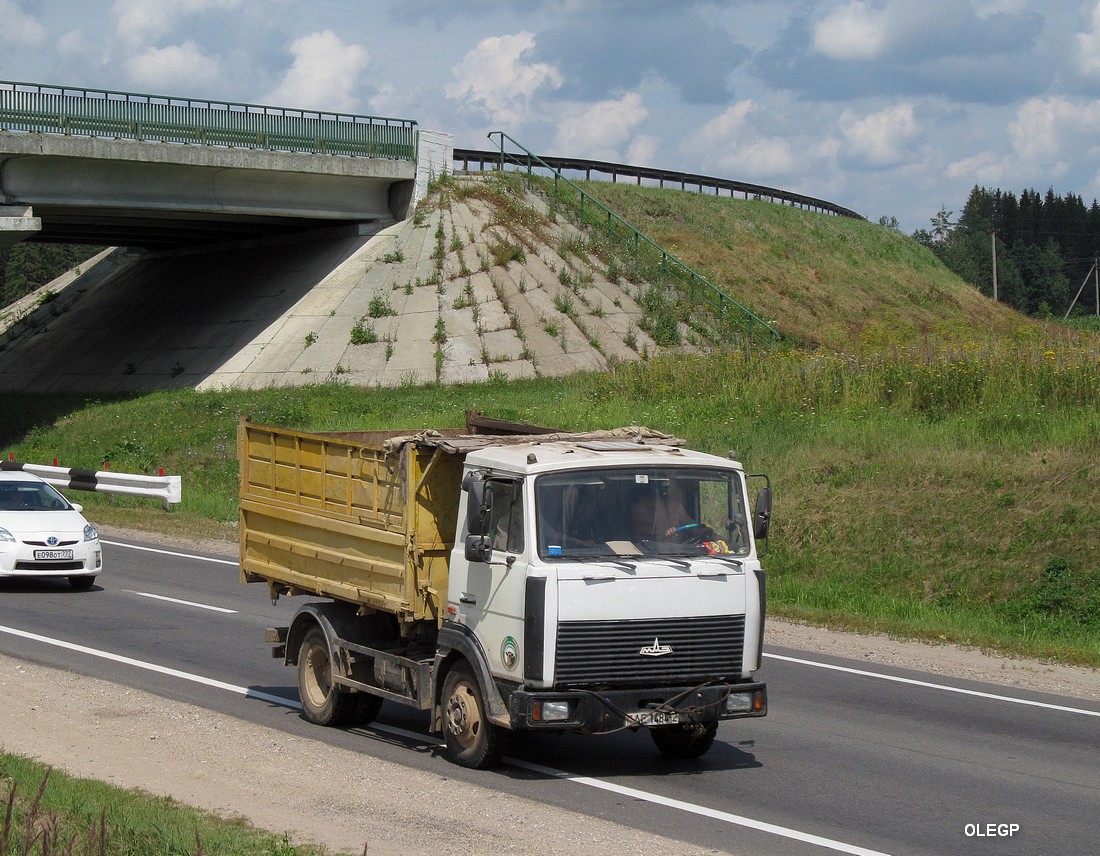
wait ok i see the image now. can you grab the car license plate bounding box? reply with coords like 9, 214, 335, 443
628, 710, 680, 726
34, 549, 74, 560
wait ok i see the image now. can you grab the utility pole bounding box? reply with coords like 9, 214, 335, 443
1063, 258, 1098, 319
991, 230, 998, 301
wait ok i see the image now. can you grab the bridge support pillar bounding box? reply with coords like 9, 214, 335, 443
0, 205, 41, 251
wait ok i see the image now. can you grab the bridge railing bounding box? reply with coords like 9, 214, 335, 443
0, 80, 418, 160
456, 147, 863, 220
483, 131, 781, 345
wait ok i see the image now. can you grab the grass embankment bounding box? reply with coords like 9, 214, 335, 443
4, 339, 1099, 667
0, 760, 328, 855
580, 181, 1065, 350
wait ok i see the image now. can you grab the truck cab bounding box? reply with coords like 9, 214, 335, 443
443, 438, 768, 765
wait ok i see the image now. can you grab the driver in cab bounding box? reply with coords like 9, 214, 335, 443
630, 486, 692, 542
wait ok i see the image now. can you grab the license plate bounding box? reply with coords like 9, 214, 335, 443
34, 549, 74, 560
628, 710, 681, 726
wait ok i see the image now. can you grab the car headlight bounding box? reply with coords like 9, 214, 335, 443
0, 528, 15, 543
83, 524, 99, 542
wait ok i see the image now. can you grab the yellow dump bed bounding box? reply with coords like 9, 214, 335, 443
238, 419, 466, 626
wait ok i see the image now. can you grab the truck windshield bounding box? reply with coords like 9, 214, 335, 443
535, 466, 749, 560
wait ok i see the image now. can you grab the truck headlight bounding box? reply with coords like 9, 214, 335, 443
725, 692, 754, 713
532, 699, 572, 722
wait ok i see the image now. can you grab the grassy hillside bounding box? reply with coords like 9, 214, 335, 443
3, 185, 1098, 668
581, 181, 1074, 350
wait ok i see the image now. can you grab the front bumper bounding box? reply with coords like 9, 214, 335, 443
507, 681, 767, 732
0, 539, 102, 578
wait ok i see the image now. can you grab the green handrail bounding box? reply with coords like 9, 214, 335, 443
485, 131, 780, 344
0, 80, 418, 161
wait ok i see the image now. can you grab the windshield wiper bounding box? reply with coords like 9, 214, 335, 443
707, 556, 744, 568
649, 556, 692, 569
590, 556, 637, 571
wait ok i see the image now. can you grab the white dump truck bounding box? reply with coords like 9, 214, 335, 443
239, 412, 770, 768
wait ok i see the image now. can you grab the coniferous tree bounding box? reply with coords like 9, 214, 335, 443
925, 184, 1100, 318
0, 243, 101, 308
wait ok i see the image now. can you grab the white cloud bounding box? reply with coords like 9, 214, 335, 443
111, 0, 244, 45
839, 102, 917, 166
125, 41, 221, 90
1007, 96, 1100, 170
445, 32, 562, 125
812, 1, 889, 61
56, 29, 92, 60
1, 0, 46, 46
627, 134, 659, 167
552, 92, 648, 159
685, 101, 795, 177
946, 96, 1100, 188
946, 150, 1012, 184
1076, 1, 1100, 76
264, 31, 370, 112
1009, 96, 1071, 161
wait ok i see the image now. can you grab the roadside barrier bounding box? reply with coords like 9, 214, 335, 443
0, 459, 181, 509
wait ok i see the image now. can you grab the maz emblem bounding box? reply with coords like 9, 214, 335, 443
639, 637, 673, 657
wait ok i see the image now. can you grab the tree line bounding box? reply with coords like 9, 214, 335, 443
0, 243, 102, 308
910, 185, 1100, 319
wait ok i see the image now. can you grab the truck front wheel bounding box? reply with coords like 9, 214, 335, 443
441, 662, 507, 769
651, 721, 719, 759
298, 626, 360, 727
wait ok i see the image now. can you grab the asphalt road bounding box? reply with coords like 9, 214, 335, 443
1, 536, 1097, 856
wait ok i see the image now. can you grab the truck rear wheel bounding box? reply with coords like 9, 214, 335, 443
298, 626, 359, 727
651, 721, 719, 759
441, 662, 507, 769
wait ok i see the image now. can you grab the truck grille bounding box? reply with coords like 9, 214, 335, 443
554, 614, 745, 688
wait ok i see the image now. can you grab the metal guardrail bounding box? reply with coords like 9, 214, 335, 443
480, 132, 781, 344
456, 148, 863, 221
0, 80, 418, 160
1, 460, 182, 510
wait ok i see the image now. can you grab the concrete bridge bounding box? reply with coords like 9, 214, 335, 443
0, 80, 426, 250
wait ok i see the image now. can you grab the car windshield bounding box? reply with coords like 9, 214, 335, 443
0, 481, 73, 512
535, 466, 749, 560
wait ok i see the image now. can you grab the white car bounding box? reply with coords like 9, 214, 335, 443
0, 472, 102, 590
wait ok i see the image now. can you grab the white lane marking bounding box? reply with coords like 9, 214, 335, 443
364, 724, 890, 855
764, 652, 1100, 718
126, 591, 237, 614
101, 540, 238, 566
0, 624, 886, 856
0, 624, 291, 708
508, 758, 891, 856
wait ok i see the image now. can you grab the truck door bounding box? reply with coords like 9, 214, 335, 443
456, 477, 529, 679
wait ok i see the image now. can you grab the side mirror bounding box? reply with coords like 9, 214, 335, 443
462, 472, 493, 536
464, 533, 493, 563
753, 486, 772, 541
462, 473, 494, 562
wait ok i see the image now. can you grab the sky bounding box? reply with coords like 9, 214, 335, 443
3, 0, 1100, 234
